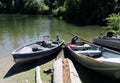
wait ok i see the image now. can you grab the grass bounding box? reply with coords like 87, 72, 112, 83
15, 68, 35, 83
14, 60, 54, 83
40, 60, 54, 83
1, 49, 62, 83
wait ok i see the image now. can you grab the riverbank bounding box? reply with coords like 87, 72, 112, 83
0, 48, 63, 83
0, 55, 35, 83
0, 54, 56, 83
1, 49, 120, 83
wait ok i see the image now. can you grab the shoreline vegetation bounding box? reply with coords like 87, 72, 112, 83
0, 0, 119, 25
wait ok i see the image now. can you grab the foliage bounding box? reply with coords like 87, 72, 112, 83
0, 0, 49, 14
64, 0, 114, 25
0, 1, 6, 8
0, 0, 118, 25
41, 5, 49, 11
105, 13, 120, 34
0, 0, 12, 8
64, 0, 82, 22
53, 6, 66, 17
24, 0, 44, 14
51, 0, 66, 18
24, 0, 49, 14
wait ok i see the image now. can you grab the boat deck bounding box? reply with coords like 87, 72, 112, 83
96, 51, 120, 63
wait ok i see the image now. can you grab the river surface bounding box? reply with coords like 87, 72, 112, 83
0, 15, 119, 83
0, 15, 103, 57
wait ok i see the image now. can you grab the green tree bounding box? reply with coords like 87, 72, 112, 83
0, 1, 6, 8
0, 0, 12, 8
64, 0, 114, 25
24, 0, 43, 14
105, 13, 120, 34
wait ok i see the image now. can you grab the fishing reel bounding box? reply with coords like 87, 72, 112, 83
71, 35, 78, 44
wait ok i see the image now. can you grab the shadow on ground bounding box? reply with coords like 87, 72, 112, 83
4, 48, 120, 83
3, 50, 60, 79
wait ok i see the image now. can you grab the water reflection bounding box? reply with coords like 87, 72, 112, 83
0, 15, 103, 57
0, 15, 52, 56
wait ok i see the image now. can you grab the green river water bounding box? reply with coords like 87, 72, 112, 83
0, 15, 103, 57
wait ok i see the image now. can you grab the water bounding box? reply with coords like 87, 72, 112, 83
0, 15, 103, 56
1, 15, 119, 83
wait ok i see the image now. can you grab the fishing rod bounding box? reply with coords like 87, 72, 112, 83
57, 29, 92, 43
